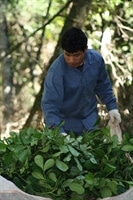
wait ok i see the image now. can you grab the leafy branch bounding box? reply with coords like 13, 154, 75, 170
0, 127, 133, 199
0, 0, 72, 61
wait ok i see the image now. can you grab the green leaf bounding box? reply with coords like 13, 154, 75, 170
48, 172, 57, 182
4, 152, 14, 165
100, 186, 112, 198
55, 159, 68, 171
84, 160, 95, 170
62, 179, 84, 195
0, 142, 7, 152
129, 139, 133, 144
70, 166, 81, 176
32, 171, 44, 180
94, 148, 105, 158
79, 144, 88, 155
63, 153, 72, 162
90, 156, 97, 164
68, 145, 80, 157
59, 145, 69, 153
44, 158, 55, 172
122, 145, 133, 152
103, 164, 116, 175
53, 151, 62, 157
85, 172, 94, 185
40, 144, 50, 153
112, 134, 119, 147
68, 182, 85, 194
19, 149, 30, 163
74, 157, 83, 171
14, 145, 26, 153
106, 179, 118, 194
62, 179, 73, 187
34, 155, 44, 170
124, 180, 133, 185
99, 178, 106, 187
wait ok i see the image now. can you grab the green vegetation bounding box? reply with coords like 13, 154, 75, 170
0, 127, 133, 200
1, 1, 133, 198
0, 0, 133, 132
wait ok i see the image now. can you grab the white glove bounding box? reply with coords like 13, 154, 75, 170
61, 132, 68, 136
108, 109, 121, 125
61, 132, 70, 141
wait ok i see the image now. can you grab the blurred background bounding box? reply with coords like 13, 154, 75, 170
0, 0, 133, 137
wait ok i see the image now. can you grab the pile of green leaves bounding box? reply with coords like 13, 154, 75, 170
0, 127, 133, 200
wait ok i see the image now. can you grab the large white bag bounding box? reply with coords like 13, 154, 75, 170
1, 175, 133, 200
102, 187, 133, 200
0, 175, 51, 200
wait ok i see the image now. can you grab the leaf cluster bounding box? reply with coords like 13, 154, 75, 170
0, 127, 133, 200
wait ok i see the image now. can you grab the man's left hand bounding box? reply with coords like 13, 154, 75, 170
109, 109, 121, 125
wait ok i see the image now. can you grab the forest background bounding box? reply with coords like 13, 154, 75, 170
0, 0, 133, 137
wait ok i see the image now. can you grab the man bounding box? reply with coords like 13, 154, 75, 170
41, 27, 121, 135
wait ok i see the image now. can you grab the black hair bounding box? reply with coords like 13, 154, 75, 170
61, 27, 87, 53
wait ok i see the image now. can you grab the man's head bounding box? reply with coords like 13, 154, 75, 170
61, 27, 88, 68
61, 27, 87, 53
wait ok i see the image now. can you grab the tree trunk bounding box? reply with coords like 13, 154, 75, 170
23, 0, 92, 129
0, 3, 13, 124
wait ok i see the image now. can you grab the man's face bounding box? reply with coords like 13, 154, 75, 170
63, 49, 87, 68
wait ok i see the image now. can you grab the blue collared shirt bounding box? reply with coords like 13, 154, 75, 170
41, 49, 117, 133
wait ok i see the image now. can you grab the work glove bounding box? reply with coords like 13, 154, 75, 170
108, 109, 122, 143
108, 109, 121, 125
61, 132, 68, 136
61, 132, 70, 141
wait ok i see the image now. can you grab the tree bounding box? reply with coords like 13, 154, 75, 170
0, 2, 13, 124
0, 0, 133, 135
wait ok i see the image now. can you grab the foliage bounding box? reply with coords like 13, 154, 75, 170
0, 0, 133, 133
0, 127, 133, 200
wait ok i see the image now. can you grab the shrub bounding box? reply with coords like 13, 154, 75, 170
0, 127, 133, 200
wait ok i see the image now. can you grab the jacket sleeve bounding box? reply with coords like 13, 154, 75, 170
94, 57, 118, 111
41, 71, 64, 130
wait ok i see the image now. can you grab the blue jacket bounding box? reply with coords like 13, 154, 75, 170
41, 49, 117, 133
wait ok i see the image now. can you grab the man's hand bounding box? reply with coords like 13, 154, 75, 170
109, 109, 121, 125
61, 132, 68, 136
61, 132, 70, 141
108, 109, 122, 143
